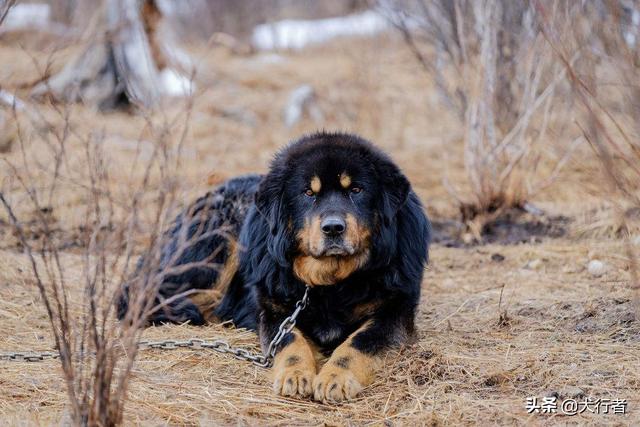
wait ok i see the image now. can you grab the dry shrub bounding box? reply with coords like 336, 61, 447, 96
535, 0, 640, 293
382, 0, 576, 239
0, 87, 221, 424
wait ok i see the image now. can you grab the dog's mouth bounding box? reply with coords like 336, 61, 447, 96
322, 245, 356, 258
313, 242, 357, 258
293, 244, 371, 286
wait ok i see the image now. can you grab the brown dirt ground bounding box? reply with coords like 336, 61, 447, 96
1, 32, 639, 425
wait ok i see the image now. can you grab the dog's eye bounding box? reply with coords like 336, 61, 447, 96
351, 187, 362, 194
304, 189, 315, 197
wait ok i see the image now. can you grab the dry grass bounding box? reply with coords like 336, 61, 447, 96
0, 23, 639, 426
1, 241, 638, 425
0, 75, 205, 423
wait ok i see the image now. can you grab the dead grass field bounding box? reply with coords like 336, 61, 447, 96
1, 33, 639, 425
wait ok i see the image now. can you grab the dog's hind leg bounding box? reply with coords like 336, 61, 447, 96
116, 175, 261, 326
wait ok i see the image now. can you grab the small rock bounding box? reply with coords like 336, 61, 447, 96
491, 253, 505, 262
633, 236, 640, 247
544, 390, 560, 399
525, 259, 543, 270
462, 233, 475, 245
587, 259, 606, 277
559, 386, 584, 399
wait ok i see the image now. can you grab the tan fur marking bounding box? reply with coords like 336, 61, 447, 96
313, 321, 381, 402
345, 213, 371, 252
297, 216, 324, 256
293, 251, 369, 286
310, 175, 322, 193
272, 328, 319, 398
352, 300, 382, 320
339, 172, 352, 189
189, 240, 239, 322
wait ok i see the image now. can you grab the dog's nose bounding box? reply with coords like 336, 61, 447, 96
321, 215, 346, 236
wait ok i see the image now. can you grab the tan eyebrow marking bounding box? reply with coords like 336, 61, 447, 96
310, 175, 322, 193
339, 172, 351, 189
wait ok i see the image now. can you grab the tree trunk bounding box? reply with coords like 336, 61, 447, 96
31, 0, 185, 110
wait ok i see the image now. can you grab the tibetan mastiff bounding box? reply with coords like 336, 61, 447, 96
118, 132, 431, 402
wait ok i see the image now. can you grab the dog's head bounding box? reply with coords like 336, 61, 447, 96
256, 133, 410, 285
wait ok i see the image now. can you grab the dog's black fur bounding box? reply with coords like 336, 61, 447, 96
118, 132, 430, 391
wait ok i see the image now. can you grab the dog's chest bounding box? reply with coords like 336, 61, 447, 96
298, 290, 372, 350
310, 325, 345, 348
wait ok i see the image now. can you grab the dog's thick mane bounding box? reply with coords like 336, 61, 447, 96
118, 132, 431, 347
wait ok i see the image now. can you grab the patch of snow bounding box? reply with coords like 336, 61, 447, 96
252, 10, 390, 51
625, 8, 640, 47
159, 68, 195, 97
0, 90, 26, 110
2, 3, 50, 31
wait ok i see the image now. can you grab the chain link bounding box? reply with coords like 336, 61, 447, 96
0, 351, 61, 362
0, 286, 310, 368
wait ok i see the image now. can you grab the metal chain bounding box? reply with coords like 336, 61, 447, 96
0, 351, 61, 362
0, 286, 310, 368
263, 284, 310, 363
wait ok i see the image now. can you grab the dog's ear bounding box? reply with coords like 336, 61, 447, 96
255, 171, 292, 267
377, 160, 411, 225
367, 158, 411, 267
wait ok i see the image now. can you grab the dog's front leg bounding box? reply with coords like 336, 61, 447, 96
267, 327, 318, 398
312, 312, 412, 403
312, 320, 384, 402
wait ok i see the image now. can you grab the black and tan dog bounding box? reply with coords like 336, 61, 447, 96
118, 132, 431, 402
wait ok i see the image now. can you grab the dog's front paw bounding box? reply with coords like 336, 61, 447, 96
273, 366, 315, 398
313, 365, 364, 402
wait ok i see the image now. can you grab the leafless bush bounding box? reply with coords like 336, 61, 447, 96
536, 0, 640, 293
382, 0, 577, 238
0, 82, 224, 424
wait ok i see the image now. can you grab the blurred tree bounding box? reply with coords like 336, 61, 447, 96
31, 0, 187, 110
0, 0, 17, 25
383, 0, 577, 240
